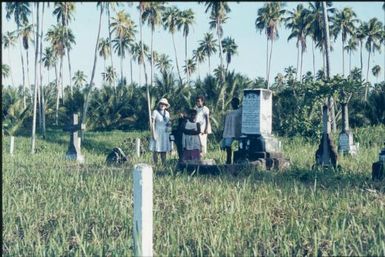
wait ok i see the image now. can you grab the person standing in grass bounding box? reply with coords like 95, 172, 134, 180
222, 97, 242, 164
182, 109, 201, 161
150, 98, 172, 165
194, 95, 211, 157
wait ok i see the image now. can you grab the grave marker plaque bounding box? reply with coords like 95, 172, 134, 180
338, 102, 357, 155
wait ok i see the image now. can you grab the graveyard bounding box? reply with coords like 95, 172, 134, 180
3, 1, 385, 256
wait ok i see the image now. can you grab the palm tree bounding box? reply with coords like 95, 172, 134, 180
382, 3, 385, 81
82, 2, 104, 139
2, 31, 17, 87
5, 2, 31, 108
105, 3, 121, 70
344, 37, 358, 74
72, 70, 87, 88
192, 47, 206, 79
155, 53, 172, 74
98, 38, 111, 70
176, 8, 195, 84
53, 2, 75, 95
110, 10, 136, 83
198, 32, 217, 74
255, 2, 286, 87
285, 4, 308, 81
132, 41, 150, 84
221, 36, 238, 72
2, 64, 10, 79
364, 18, 382, 100
142, 2, 165, 91
372, 64, 381, 83
39, 3, 47, 137
31, 2, 40, 154
331, 7, 358, 77
183, 58, 196, 83
19, 23, 34, 98
356, 22, 367, 79
162, 6, 183, 84
102, 66, 117, 87
203, 2, 231, 83
42, 47, 57, 85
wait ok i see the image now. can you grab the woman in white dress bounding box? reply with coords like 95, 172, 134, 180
150, 98, 171, 165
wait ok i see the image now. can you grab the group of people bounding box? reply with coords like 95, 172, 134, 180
149, 95, 242, 165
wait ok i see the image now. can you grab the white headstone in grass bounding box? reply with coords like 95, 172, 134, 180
338, 102, 357, 155
136, 138, 141, 158
241, 89, 272, 135
133, 164, 153, 257
10, 136, 14, 156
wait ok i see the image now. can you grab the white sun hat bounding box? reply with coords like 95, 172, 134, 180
158, 98, 170, 108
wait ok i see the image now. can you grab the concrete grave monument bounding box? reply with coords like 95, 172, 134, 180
372, 141, 385, 181
338, 102, 358, 155
233, 89, 289, 170
315, 105, 338, 169
64, 114, 85, 163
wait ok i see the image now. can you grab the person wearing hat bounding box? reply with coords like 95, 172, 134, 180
150, 98, 172, 165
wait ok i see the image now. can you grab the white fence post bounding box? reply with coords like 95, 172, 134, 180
10, 136, 14, 156
78, 137, 81, 150
136, 138, 141, 158
133, 164, 153, 257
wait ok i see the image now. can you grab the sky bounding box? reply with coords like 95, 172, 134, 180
2, 1, 385, 89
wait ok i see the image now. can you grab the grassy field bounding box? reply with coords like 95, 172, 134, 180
2, 126, 385, 256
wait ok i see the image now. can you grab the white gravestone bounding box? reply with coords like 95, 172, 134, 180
241, 89, 272, 135
338, 103, 357, 155
133, 164, 153, 257
136, 138, 141, 158
10, 136, 14, 155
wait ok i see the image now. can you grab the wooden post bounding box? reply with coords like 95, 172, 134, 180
133, 164, 153, 257
10, 136, 14, 156
136, 138, 141, 158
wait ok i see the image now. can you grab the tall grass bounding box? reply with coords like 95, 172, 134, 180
2, 126, 385, 256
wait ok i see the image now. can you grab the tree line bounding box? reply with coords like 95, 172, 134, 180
2, 2, 385, 153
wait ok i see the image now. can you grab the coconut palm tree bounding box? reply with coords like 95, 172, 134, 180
192, 47, 206, 80
42, 47, 57, 85
105, 3, 121, 70
364, 18, 382, 100
53, 2, 75, 95
198, 32, 217, 75
142, 2, 165, 91
344, 37, 358, 74
372, 64, 381, 83
382, 2, 385, 81
203, 2, 231, 83
102, 66, 117, 87
19, 23, 34, 97
2, 31, 17, 87
162, 6, 183, 83
331, 7, 358, 76
356, 21, 367, 79
176, 8, 195, 84
72, 70, 87, 88
132, 41, 150, 85
221, 36, 238, 72
110, 10, 136, 83
155, 53, 172, 74
255, 2, 286, 87
82, 2, 104, 139
5, 2, 31, 108
285, 4, 308, 81
98, 38, 111, 70
183, 58, 196, 83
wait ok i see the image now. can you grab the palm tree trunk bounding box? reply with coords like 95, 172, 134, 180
296, 42, 300, 80
300, 47, 304, 82
59, 55, 64, 103
55, 64, 59, 125
342, 38, 345, 77
365, 49, 371, 101
120, 37, 123, 83
19, 27, 27, 109
312, 40, 315, 75
82, 5, 103, 140
349, 51, 352, 74
267, 39, 274, 88
208, 55, 211, 75
32, 2, 40, 154
151, 28, 154, 88
67, 48, 72, 95
130, 57, 133, 85
40, 3, 46, 138
107, 6, 114, 69
360, 41, 363, 79
26, 50, 31, 97
172, 33, 182, 84
266, 37, 269, 82
185, 35, 189, 85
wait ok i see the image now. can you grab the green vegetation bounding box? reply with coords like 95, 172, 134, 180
3, 127, 385, 256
